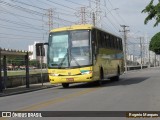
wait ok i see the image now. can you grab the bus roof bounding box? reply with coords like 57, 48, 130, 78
50, 24, 93, 32
50, 24, 121, 38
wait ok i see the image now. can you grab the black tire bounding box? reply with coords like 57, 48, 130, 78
95, 80, 102, 86
62, 83, 69, 88
110, 66, 120, 81
117, 66, 120, 76
110, 76, 119, 81
96, 68, 103, 86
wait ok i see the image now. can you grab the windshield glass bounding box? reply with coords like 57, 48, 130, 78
48, 32, 69, 68
70, 30, 91, 67
48, 30, 91, 68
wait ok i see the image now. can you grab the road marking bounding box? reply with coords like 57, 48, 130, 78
0, 88, 100, 120
18, 87, 100, 111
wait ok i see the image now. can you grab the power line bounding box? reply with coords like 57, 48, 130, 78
0, 18, 45, 30
0, 36, 44, 41
45, 0, 77, 11
65, 0, 88, 7
36, 0, 74, 13
0, 9, 45, 22
0, 11, 75, 29
89, 0, 121, 33
0, 25, 45, 34
0, 32, 43, 38
10, 0, 47, 10
104, 15, 120, 33
0, 0, 45, 16
107, 0, 127, 25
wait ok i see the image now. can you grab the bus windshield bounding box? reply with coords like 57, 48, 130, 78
48, 30, 92, 68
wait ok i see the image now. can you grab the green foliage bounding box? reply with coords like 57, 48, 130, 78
7, 57, 24, 66
29, 59, 39, 67
7, 57, 39, 67
142, 0, 160, 27
149, 32, 160, 54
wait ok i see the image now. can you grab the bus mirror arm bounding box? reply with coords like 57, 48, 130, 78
43, 42, 49, 46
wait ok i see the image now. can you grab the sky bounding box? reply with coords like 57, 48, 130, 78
0, 0, 159, 55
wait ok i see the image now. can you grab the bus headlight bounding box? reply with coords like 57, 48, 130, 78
50, 73, 59, 76
81, 71, 92, 75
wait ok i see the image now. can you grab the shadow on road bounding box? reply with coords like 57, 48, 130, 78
61, 77, 150, 89
105, 77, 150, 86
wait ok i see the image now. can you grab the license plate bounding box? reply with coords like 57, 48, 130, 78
66, 78, 74, 82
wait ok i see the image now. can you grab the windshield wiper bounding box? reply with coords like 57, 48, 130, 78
58, 53, 68, 68
58, 49, 80, 68
70, 53, 80, 67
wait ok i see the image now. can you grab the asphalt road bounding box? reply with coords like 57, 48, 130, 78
0, 67, 160, 120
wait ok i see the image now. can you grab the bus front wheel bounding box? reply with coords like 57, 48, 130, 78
95, 68, 103, 86
62, 83, 69, 88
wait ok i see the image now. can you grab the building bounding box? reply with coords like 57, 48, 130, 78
28, 41, 47, 64
28, 41, 39, 60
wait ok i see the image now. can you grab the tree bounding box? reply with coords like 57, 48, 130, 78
149, 32, 160, 54
29, 59, 39, 67
7, 57, 24, 66
142, 0, 160, 27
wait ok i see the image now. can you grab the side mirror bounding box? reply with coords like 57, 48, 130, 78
44, 43, 49, 46
35, 43, 48, 56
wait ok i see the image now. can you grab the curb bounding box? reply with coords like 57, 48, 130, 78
0, 85, 56, 97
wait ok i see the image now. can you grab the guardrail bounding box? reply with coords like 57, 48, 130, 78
2, 73, 49, 88
127, 66, 148, 71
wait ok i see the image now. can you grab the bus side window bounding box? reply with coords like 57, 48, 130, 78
106, 34, 109, 48
92, 30, 97, 59
101, 32, 105, 48
117, 39, 120, 50
99, 31, 103, 48
113, 37, 115, 49
104, 34, 107, 48
115, 37, 117, 49
120, 39, 123, 50
96, 30, 100, 50
118, 39, 120, 50
110, 36, 113, 48
103, 33, 107, 48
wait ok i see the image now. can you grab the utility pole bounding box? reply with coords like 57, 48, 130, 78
148, 50, 151, 67
120, 25, 129, 72
139, 37, 143, 69
39, 46, 43, 86
154, 53, 156, 67
147, 36, 151, 68
47, 8, 53, 32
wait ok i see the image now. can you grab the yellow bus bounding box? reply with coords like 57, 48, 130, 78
47, 24, 124, 88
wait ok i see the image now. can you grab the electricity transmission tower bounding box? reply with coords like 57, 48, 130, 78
46, 8, 53, 32
95, 0, 101, 27
76, 6, 91, 24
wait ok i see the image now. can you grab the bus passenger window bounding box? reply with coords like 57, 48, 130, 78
106, 35, 109, 48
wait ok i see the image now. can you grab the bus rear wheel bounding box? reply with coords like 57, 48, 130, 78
110, 76, 119, 81
62, 83, 69, 88
110, 67, 120, 81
